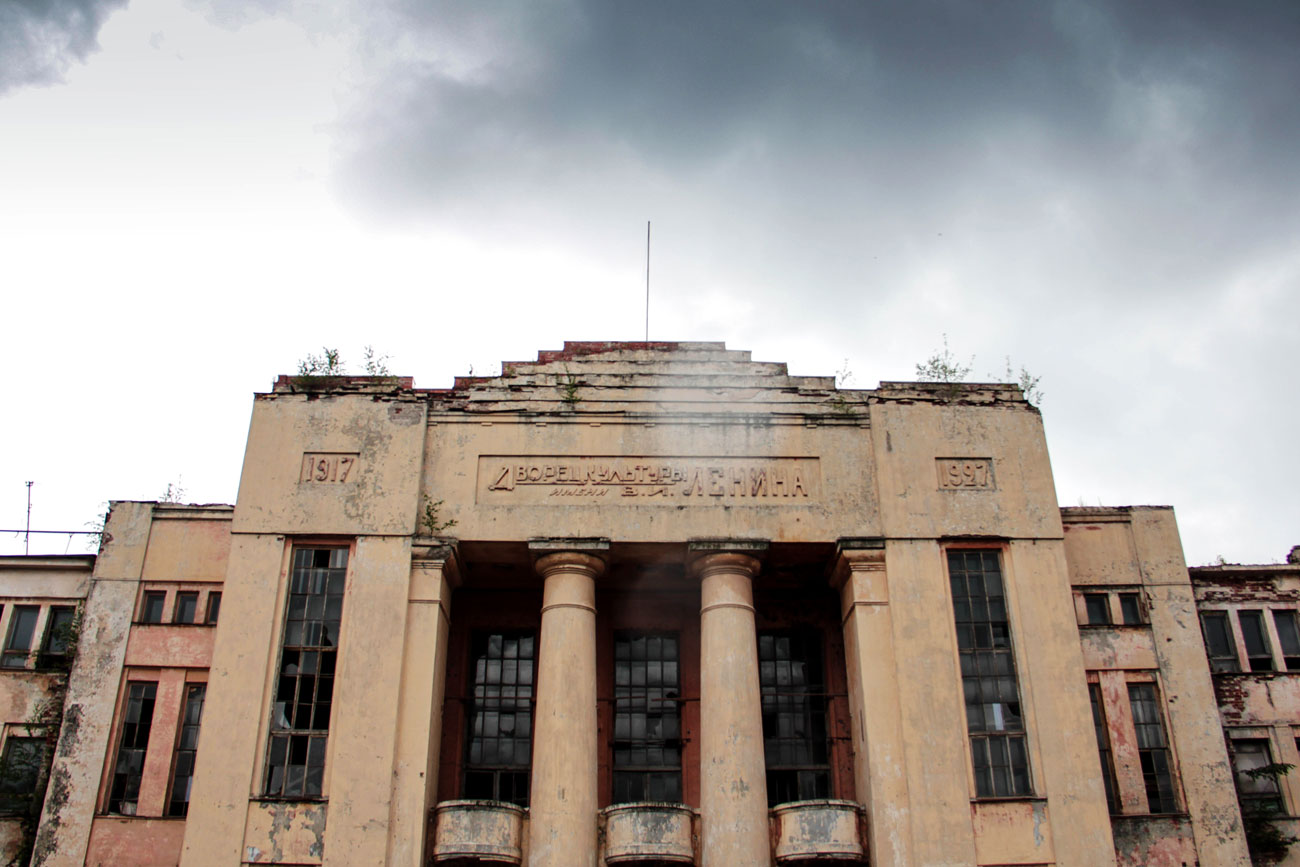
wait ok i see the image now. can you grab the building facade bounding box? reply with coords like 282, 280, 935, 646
0, 341, 1287, 865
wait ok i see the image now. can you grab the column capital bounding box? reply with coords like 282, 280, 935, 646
830, 538, 886, 589
411, 542, 462, 587
688, 540, 767, 581
529, 539, 609, 580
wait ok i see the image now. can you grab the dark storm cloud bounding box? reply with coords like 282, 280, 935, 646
0, 0, 129, 93
323, 0, 1300, 321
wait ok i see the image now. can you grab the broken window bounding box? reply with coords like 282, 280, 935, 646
1238, 611, 1275, 672
109, 681, 158, 815
1231, 738, 1285, 816
38, 606, 76, 669
760, 630, 831, 806
1200, 612, 1240, 673
613, 632, 682, 804
1, 606, 40, 668
1272, 611, 1300, 671
1119, 593, 1144, 625
1088, 683, 1119, 813
463, 631, 535, 806
264, 547, 347, 798
0, 736, 48, 816
949, 549, 1031, 798
1127, 682, 1177, 813
168, 684, 206, 817
1084, 593, 1111, 625
174, 592, 199, 624
140, 591, 166, 624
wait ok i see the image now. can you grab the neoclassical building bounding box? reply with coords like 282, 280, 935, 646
0, 341, 1280, 865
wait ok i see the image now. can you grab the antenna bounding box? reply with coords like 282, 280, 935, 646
644, 221, 651, 342
25, 481, 33, 555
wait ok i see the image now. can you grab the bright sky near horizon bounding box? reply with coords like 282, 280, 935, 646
2, 0, 1297, 566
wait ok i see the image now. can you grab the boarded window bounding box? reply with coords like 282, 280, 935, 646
949, 549, 1031, 797
463, 631, 535, 806
613, 632, 682, 804
264, 547, 347, 798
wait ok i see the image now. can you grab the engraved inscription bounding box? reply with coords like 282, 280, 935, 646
477, 456, 819, 505
300, 453, 360, 484
936, 458, 994, 490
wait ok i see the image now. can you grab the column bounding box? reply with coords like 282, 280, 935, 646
527, 544, 607, 867
692, 544, 771, 867
832, 540, 913, 866
386, 544, 460, 867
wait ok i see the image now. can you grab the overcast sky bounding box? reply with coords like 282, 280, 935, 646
2, 0, 1296, 565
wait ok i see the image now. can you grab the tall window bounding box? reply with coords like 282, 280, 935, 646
759, 630, 831, 805
1127, 683, 1177, 813
109, 681, 158, 814
264, 547, 347, 798
2, 606, 39, 668
463, 631, 535, 806
613, 632, 682, 804
1273, 611, 1300, 671
1087, 684, 1119, 813
948, 549, 1031, 797
1200, 612, 1240, 672
1239, 611, 1274, 672
0, 737, 48, 815
168, 684, 207, 816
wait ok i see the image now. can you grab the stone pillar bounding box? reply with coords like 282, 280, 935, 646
692, 543, 771, 867
527, 543, 607, 867
386, 544, 460, 867
832, 540, 913, 867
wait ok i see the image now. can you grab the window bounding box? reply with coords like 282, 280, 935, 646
1127, 683, 1177, 813
1232, 738, 1285, 816
949, 549, 1031, 797
1273, 611, 1300, 671
1088, 684, 1119, 813
168, 684, 206, 816
264, 547, 347, 798
613, 632, 682, 803
141, 592, 166, 624
1239, 611, 1275, 672
2, 606, 40, 668
174, 592, 199, 624
1084, 593, 1111, 625
0, 736, 47, 815
463, 631, 535, 806
1119, 593, 1144, 626
205, 592, 222, 625
1201, 612, 1240, 673
38, 606, 76, 669
759, 630, 831, 805
109, 681, 158, 815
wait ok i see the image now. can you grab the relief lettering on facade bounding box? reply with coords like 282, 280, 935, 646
477, 456, 819, 504
299, 453, 360, 484
936, 457, 994, 490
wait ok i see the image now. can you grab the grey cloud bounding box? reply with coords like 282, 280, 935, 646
0, 0, 129, 93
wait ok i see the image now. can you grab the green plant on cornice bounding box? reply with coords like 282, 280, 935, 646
557, 366, 580, 406
420, 497, 458, 536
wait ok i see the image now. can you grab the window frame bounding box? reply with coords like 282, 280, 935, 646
167, 682, 207, 817
1230, 736, 1287, 817
1083, 593, 1111, 626
1, 605, 41, 669
460, 629, 537, 807
0, 729, 51, 817
1200, 611, 1242, 673
1127, 681, 1179, 814
107, 680, 160, 816
262, 545, 350, 800
946, 546, 1033, 800
611, 630, 683, 805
